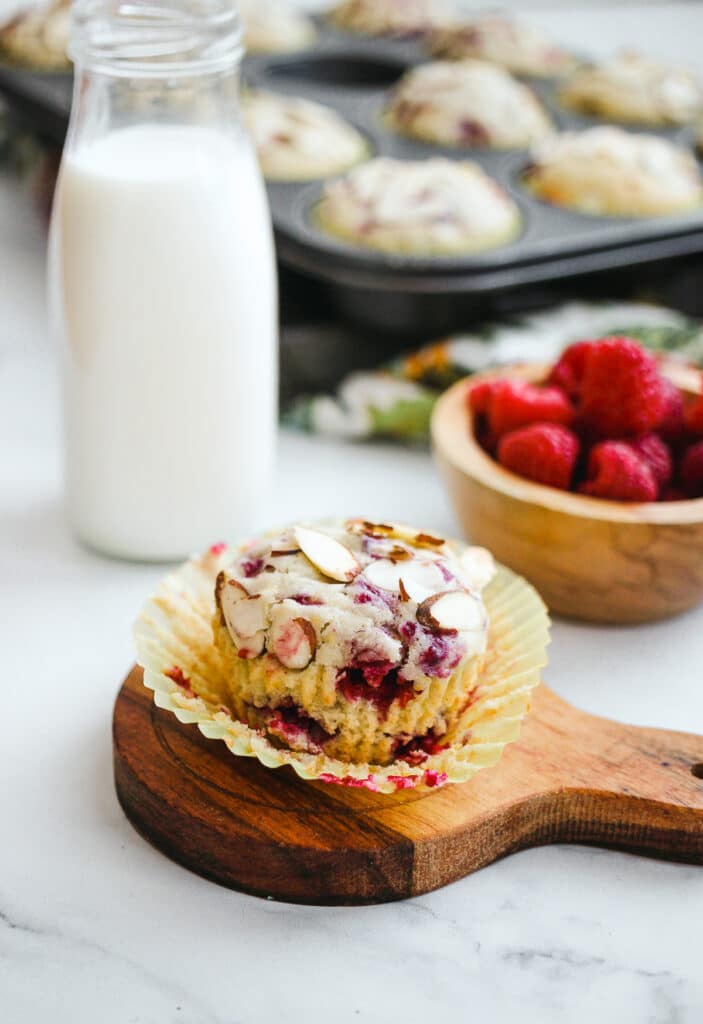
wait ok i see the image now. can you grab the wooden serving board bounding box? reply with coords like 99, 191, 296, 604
113, 666, 703, 905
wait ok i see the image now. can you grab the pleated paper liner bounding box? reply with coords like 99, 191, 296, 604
134, 542, 551, 794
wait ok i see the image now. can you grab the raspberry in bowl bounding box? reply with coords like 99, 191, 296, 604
134, 520, 550, 794
431, 336, 703, 623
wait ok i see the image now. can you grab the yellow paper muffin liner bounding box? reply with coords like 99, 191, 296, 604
134, 542, 550, 794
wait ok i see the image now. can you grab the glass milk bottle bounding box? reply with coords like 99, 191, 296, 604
48, 0, 277, 561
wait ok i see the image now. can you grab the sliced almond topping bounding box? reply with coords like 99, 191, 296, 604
458, 546, 496, 591
222, 586, 267, 640
363, 558, 404, 592
399, 578, 411, 602
346, 518, 395, 538
269, 547, 302, 557
414, 531, 446, 549
236, 631, 266, 659
294, 525, 361, 583
270, 616, 317, 670
215, 572, 248, 608
387, 544, 412, 562
417, 590, 484, 635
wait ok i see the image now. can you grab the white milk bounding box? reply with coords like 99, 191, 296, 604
49, 124, 277, 560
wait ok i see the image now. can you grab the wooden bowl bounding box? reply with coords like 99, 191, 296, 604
431, 362, 703, 624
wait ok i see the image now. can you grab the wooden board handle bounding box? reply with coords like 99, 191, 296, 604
496, 687, 703, 863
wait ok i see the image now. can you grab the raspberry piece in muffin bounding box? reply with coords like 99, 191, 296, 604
213, 521, 494, 766
579, 442, 658, 502
684, 389, 703, 437
578, 337, 668, 439
498, 423, 579, 490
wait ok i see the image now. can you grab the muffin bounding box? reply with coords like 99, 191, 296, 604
238, 0, 316, 55
243, 91, 368, 181
558, 53, 703, 127
134, 521, 549, 791
388, 59, 553, 149
317, 157, 521, 256
429, 14, 575, 78
524, 127, 703, 217
328, 0, 453, 39
0, 0, 70, 70
212, 519, 501, 766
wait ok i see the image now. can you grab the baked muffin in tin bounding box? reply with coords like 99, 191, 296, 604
558, 52, 703, 127
388, 59, 553, 149
429, 13, 576, 78
524, 126, 703, 217
328, 0, 453, 39
238, 0, 317, 55
317, 156, 521, 256
243, 91, 368, 181
0, 0, 70, 71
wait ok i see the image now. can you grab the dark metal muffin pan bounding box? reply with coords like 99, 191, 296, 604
3, 14, 703, 336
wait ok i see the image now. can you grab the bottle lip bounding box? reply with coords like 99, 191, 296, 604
68, 0, 244, 77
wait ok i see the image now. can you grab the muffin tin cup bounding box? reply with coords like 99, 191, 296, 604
2, 15, 703, 334
133, 541, 550, 795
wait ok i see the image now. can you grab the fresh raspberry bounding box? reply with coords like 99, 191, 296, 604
497, 423, 579, 490
486, 379, 574, 439
680, 441, 703, 497
660, 486, 687, 502
547, 340, 594, 400
684, 389, 703, 437
579, 442, 657, 502
658, 379, 687, 445
629, 434, 672, 491
578, 337, 668, 438
467, 379, 496, 416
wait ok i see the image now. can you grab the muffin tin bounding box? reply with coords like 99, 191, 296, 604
2, 13, 703, 336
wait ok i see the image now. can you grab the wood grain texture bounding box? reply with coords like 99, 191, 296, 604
113, 666, 703, 905
431, 363, 703, 624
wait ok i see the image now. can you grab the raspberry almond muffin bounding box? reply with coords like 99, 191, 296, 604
134, 521, 549, 792
559, 53, 703, 127
0, 0, 70, 71
317, 157, 521, 256
243, 91, 368, 182
429, 14, 575, 78
237, 0, 316, 55
524, 127, 703, 217
388, 59, 553, 149
328, 0, 453, 39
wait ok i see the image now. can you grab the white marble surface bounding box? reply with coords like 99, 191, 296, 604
2, 5, 703, 1022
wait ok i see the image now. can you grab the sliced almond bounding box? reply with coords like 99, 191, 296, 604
387, 544, 412, 562
221, 583, 267, 640
458, 547, 496, 591
414, 531, 447, 550
236, 631, 266, 659
363, 558, 404, 593
346, 518, 395, 538
294, 525, 360, 583
270, 616, 317, 670
398, 578, 411, 602
216, 572, 248, 608
417, 590, 484, 635
269, 547, 302, 557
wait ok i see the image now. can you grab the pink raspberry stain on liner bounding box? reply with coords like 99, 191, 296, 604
164, 665, 196, 699
424, 770, 448, 788
266, 704, 333, 755
318, 773, 381, 792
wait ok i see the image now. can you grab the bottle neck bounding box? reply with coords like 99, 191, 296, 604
69, 0, 243, 78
